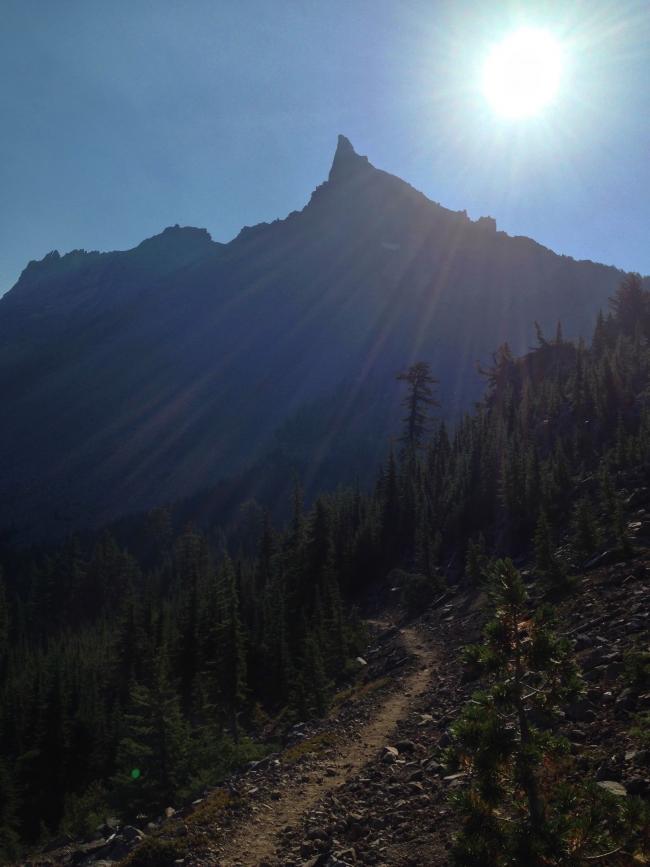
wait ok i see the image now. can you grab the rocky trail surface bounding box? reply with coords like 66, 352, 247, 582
210, 623, 440, 866
154, 597, 480, 867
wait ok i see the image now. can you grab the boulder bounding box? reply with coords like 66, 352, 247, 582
626, 777, 650, 796
565, 698, 596, 722
597, 780, 627, 796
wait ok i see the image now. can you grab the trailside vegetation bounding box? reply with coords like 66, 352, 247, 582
447, 559, 648, 865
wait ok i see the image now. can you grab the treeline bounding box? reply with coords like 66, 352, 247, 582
374, 273, 650, 592
2, 272, 650, 860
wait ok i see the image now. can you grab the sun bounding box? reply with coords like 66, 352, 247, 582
482, 27, 563, 118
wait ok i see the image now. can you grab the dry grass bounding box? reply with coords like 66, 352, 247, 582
120, 837, 187, 867
185, 788, 242, 828
330, 675, 390, 711
283, 731, 336, 765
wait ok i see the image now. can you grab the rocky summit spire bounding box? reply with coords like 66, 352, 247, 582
328, 134, 373, 184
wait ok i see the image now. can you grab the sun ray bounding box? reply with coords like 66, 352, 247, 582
483, 28, 563, 118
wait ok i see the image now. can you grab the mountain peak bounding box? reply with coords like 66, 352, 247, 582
328, 134, 373, 183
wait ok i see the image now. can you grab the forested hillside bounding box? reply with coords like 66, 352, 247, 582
1, 274, 650, 862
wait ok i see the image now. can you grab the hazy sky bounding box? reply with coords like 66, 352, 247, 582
2, 0, 649, 295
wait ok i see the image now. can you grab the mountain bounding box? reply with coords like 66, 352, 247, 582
0, 135, 636, 539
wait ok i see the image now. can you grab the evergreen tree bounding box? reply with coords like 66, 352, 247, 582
609, 272, 648, 336
465, 534, 487, 585
112, 665, 189, 817
571, 498, 600, 564
534, 510, 566, 591
215, 556, 247, 741
450, 559, 581, 865
0, 756, 19, 862
396, 361, 440, 454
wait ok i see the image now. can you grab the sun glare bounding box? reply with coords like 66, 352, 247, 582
482, 27, 563, 119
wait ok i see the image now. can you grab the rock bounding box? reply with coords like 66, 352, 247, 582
565, 698, 596, 722
597, 780, 627, 796
302, 857, 328, 867
395, 739, 416, 754
527, 707, 556, 729
605, 660, 625, 680
574, 634, 593, 651
42, 833, 74, 852
105, 839, 133, 860
615, 688, 637, 711
582, 647, 606, 669
306, 827, 330, 842
443, 772, 467, 784
381, 746, 399, 765
584, 550, 621, 570
625, 778, 649, 796
632, 749, 650, 768
584, 664, 608, 682
596, 763, 621, 782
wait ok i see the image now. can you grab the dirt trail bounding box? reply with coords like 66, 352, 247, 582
217, 624, 436, 867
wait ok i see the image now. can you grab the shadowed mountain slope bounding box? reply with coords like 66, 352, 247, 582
0, 136, 634, 538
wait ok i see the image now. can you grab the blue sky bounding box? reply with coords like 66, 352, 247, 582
1, 0, 649, 295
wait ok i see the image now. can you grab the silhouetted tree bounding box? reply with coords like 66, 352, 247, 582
396, 361, 439, 454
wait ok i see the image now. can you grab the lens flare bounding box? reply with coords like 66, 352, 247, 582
483, 28, 563, 118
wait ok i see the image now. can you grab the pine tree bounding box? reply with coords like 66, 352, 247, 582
380, 448, 401, 566
613, 496, 633, 558
215, 556, 247, 741
609, 272, 648, 336
396, 361, 440, 454
0, 756, 19, 862
112, 664, 189, 817
465, 534, 487, 585
571, 498, 600, 564
255, 512, 274, 595
449, 559, 581, 865
534, 510, 566, 591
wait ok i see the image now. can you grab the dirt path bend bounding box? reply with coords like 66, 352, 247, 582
216, 624, 437, 867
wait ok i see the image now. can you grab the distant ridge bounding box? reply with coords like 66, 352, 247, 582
0, 136, 638, 539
